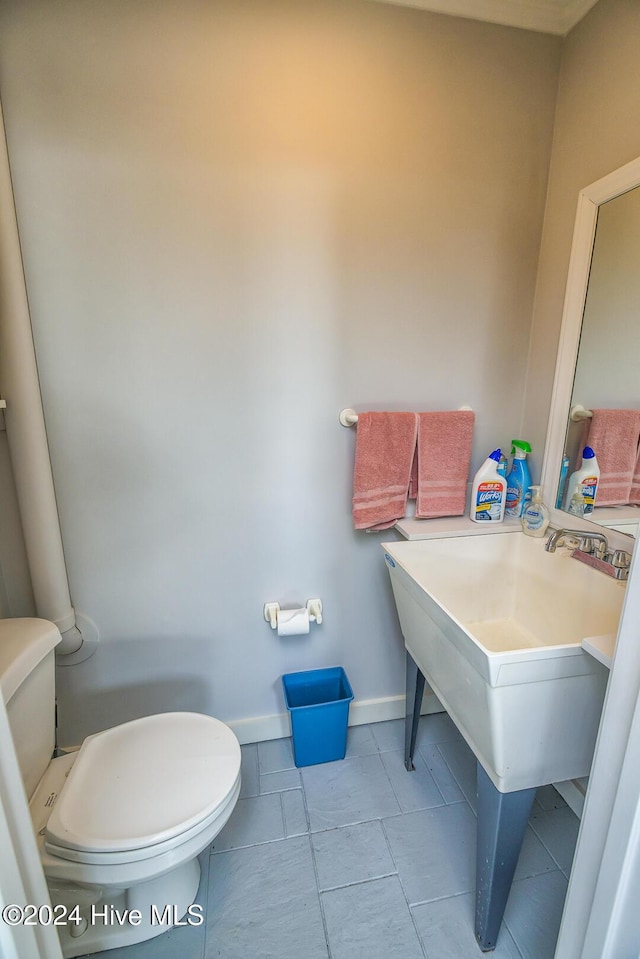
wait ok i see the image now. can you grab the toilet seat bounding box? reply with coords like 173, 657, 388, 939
45, 712, 240, 861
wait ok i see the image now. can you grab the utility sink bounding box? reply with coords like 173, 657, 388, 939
382, 531, 626, 793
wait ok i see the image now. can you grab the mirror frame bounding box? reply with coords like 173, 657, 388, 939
540, 154, 640, 543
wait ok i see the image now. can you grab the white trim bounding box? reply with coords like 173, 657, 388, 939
546, 155, 640, 958
396, 514, 521, 541
553, 778, 587, 818
368, 0, 599, 36
556, 544, 640, 958
540, 155, 640, 554
226, 690, 444, 746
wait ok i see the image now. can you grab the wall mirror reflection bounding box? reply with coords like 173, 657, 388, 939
555, 184, 640, 539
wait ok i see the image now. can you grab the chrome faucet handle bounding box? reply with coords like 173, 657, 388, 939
583, 538, 607, 560
611, 550, 632, 570
575, 531, 609, 557
545, 528, 608, 555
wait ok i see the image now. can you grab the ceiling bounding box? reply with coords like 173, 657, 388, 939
372, 0, 600, 35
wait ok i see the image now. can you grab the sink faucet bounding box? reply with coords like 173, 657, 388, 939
545, 528, 609, 558
545, 528, 631, 580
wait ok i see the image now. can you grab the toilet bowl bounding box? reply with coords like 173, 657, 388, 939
0, 619, 241, 957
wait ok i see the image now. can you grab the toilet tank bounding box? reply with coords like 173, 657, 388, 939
0, 618, 61, 799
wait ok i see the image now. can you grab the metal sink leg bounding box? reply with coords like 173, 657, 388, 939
475, 763, 536, 951
404, 650, 425, 771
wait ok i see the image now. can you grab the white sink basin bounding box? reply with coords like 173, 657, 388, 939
383, 531, 626, 792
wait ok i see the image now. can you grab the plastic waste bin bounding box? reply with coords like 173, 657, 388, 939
282, 666, 354, 767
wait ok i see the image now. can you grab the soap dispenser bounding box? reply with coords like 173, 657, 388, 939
521, 485, 550, 538
567, 490, 586, 516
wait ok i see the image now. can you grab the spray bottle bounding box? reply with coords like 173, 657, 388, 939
505, 440, 532, 518
556, 453, 570, 509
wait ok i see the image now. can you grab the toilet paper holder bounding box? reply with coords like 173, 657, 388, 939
263, 599, 323, 629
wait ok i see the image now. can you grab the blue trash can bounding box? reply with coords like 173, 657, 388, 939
282, 666, 354, 767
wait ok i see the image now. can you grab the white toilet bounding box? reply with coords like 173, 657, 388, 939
0, 618, 241, 957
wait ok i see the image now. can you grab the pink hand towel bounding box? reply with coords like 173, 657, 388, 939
587, 409, 640, 506
415, 410, 475, 518
631, 445, 640, 505
352, 412, 418, 530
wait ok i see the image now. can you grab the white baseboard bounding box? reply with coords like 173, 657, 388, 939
552, 777, 588, 818
227, 690, 444, 746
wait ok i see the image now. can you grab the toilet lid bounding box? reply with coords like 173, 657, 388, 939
45, 712, 240, 854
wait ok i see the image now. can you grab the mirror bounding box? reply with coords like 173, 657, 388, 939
541, 156, 640, 544
559, 186, 640, 537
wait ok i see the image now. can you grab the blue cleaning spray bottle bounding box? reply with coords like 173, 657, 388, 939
556, 453, 570, 509
505, 440, 532, 517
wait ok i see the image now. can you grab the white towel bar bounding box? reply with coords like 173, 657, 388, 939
570, 404, 593, 422
339, 408, 359, 427
339, 406, 473, 427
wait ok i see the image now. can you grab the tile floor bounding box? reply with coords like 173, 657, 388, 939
80, 715, 579, 959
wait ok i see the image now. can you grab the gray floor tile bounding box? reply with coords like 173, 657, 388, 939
212, 794, 284, 852
239, 744, 259, 799
529, 805, 580, 876
282, 789, 308, 837
412, 891, 522, 958
312, 820, 396, 891
260, 768, 301, 793
257, 737, 295, 774
383, 803, 476, 905
322, 876, 424, 959
380, 748, 446, 813
535, 784, 567, 811
419, 744, 465, 804
370, 713, 462, 755
504, 871, 568, 959
417, 711, 463, 746
302, 754, 401, 831
514, 826, 557, 881
436, 739, 478, 811
370, 718, 406, 752
345, 724, 379, 758
74, 720, 578, 959
205, 836, 328, 959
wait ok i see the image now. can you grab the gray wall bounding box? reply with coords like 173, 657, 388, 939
0, 0, 560, 744
523, 0, 640, 459
0, 432, 34, 619
571, 187, 640, 409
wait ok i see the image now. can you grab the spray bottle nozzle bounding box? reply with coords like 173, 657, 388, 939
511, 440, 532, 457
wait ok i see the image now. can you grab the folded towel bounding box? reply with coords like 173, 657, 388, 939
415, 410, 475, 518
587, 409, 640, 506
352, 412, 418, 530
631, 444, 640, 505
